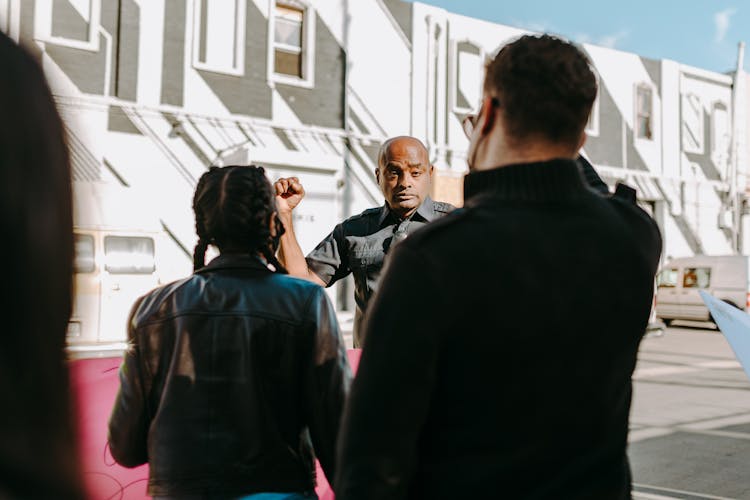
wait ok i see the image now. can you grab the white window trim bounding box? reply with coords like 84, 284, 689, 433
634, 82, 655, 142
0, 0, 21, 41
586, 76, 601, 137
34, 0, 101, 52
449, 39, 484, 114
710, 100, 730, 158
268, 0, 316, 89
191, 0, 246, 76
681, 93, 704, 155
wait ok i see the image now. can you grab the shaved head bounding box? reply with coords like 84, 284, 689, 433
377, 136, 430, 171
375, 136, 434, 218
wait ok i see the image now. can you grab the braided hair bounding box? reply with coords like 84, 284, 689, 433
192, 165, 287, 273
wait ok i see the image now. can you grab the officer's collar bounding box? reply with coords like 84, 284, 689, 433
378, 196, 436, 226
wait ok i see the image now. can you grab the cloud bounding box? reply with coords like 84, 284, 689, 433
598, 30, 629, 49
575, 30, 629, 49
513, 19, 552, 33
714, 8, 736, 43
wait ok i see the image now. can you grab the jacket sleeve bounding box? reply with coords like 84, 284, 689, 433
107, 297, 149, 468
304, 286, 352, 485
335, 244, 444, 500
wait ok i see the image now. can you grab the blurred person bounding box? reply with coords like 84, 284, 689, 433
336, 35, 662, 499
274, 136, 455, 347
0, 32, 84, 499
108, 165, 351, 499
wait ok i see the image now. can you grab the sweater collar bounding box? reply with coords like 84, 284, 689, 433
196, 253, 272, 274
463, 158, 589, 204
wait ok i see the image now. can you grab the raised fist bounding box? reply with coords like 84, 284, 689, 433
274, 177, 306, 214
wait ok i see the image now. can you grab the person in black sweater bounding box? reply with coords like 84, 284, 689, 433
335, 34, 662, 499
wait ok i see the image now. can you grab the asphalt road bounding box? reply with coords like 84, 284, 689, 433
630, 323, 750, 499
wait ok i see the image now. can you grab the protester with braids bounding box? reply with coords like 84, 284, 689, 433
109, 165, 351, 500
192, 165, 287, 273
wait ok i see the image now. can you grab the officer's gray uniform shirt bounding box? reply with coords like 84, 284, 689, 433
306, 197, 454, 344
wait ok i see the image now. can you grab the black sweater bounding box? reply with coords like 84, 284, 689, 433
336, 158, 662, 499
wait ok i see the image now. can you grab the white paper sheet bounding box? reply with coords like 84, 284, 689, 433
700, 291, 750, 381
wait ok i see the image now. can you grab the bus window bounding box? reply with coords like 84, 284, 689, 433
104, 236, 155, 274
74, 234, 95, 273
657, 268, 678, 288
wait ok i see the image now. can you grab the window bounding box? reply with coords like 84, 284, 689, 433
0, 0, 20, 40
452, 41, 483, 113
682, 267, 711, 289
74, 234, 95, 273
712, 101, 730, 159
104, 236, 155, 274
271, 1, 315, 87
192, 0, 246, 75
34, 0, 101, 51
681, 93, 703, 153
635, 84, 653, 140
657, 268, 678, 288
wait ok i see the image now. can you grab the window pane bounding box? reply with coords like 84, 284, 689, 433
275, 17, 302, 48
51, 0, 91, 42
638, 87, 652, 116
456, 42, 481, 110
104, 236, 155, 274
74, 234, 95, 274
657, 268, 678, 288
713, 103, 729, 156
276, 4, 303, 22
638, 117, 652, 139
200, 0, 239, 69
275, 49, 302, 77
683, 267, 711, 289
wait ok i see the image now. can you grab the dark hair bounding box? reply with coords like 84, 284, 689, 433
192, 165, 286, 272
484, 34, 598, 147
0, 33, 83, 498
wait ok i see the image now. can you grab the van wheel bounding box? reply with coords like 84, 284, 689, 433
662, 318, 672, 327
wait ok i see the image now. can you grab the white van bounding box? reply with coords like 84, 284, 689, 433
655, 255, 750, 324
67, 183, 177, 357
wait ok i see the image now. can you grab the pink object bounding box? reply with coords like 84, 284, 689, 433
70, 349, 362, 499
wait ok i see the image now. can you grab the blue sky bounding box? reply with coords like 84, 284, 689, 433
415, 1, 750, 73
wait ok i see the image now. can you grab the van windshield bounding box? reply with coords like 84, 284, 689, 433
104, 236, 155, 274
74, 234, 95, 273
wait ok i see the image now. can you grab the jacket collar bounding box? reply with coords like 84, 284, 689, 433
463, 158, 588, 205
195, 253, 272, 275
377, 196, 437, 227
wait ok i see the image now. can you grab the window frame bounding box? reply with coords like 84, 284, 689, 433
585, 74, 601, 137
0, 0, 20, 41
682, 267, 711, 289
269, 0, 316, 89
681, 93, 704, 154
34, 0, 101, 52
657, 268, 678, 288
450, 39, 485, 114
634, 82, 655, 141
74, 233, 96, 274
711, 100, 730, 159
103, 235, 156, 275
191, 0, 247, 76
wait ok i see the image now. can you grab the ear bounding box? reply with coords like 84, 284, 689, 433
375, 167, 381, 183
429, 164, 435, 177
480, 96, 496, 136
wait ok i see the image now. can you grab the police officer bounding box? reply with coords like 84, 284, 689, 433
275, 136, 454, 347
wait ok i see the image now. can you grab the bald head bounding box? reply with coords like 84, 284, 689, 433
375, 136, 434, 218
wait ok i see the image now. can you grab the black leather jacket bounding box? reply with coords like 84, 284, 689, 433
108, 254, 351, 498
